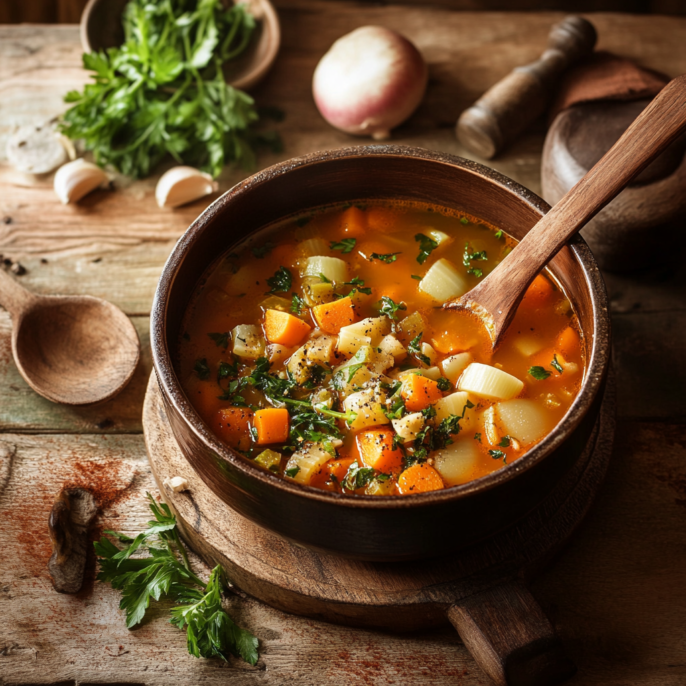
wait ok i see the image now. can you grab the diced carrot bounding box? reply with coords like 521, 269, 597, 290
556, 326, 581, 358
253, 408, 290, 445
398, 463, 444, 495
312, 296, 356, 334
521, 274, 554, 308
264, 309, 311, 347
340, 206, 367, 236
401, 374, 444, 412
327, 457, 356, 482
357, 428, 404, 474
366, 206, 398, 233
211, 407, 254, 451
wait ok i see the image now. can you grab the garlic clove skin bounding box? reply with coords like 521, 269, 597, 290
313, 26, 428, 139
54, 158, 109, 204
7, 124, 70, 175
155, 166, 219, 209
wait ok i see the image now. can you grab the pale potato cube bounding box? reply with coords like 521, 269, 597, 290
334, 364, 379, 397
513, 335, 545, 358
496, 399, 555, 445
337, 328, 372, 356
366, 478, 395, 496
303, 256, 348, 283
434, 440, 480, 486
419, 258, 468, 303
231, 325, 264, 360
392, 412, 424, 443
433, 391, 474, 423
368, 349, 395, 374
339, 317, 390, 346
267, 343, 295, 365
344, 388, 389, 431
379, 334, 407, 361
426, 228, 451, 246
285, 444, 331, 484
458, 363, 524, 401
223, 264, 257, 296
398, 311, 426, 341
441, 352, 473, 384
300, 237, 329, 257
421, 342, 437, 365
287, 335, 336, 382
481, 405, 500, 446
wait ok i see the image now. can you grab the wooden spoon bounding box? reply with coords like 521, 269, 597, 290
0, 270, 140, 405
447, 74, 686, 348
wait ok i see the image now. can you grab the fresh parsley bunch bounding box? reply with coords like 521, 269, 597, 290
61, 0, 280, 178
95, 493, 258, 665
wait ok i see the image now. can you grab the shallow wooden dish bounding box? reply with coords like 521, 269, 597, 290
80, 0, 280, 91
150, 145, 611, 561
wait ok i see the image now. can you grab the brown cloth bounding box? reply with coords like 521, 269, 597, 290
549, 50, 669, 122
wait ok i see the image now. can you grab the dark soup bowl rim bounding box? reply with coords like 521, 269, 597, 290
151, 144, 610, 521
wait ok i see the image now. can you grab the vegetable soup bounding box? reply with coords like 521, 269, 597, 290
178, 202, 584, 496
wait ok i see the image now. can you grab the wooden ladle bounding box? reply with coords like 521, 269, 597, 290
0, 270, 140, 405
448, 74, 686, 347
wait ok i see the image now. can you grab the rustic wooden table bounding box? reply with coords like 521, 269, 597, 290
1, 3, 685, 685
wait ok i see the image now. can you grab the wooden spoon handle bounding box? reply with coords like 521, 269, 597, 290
0, 268, 37, 319
459, 74, 686, 346
447, 580, 575, 686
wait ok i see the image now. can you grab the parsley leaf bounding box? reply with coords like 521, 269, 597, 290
498, 435, 512, 448
251, 242, 274, 259
330, 238, 356, 254
208, 332, 230, 349
290, 293, 306, 315
474, 432, 482, 442
379, 296, 407, 323
370, 252, 401, 263
551, 354, 564, 374
436, 377, 451, 391
407, 333, 431, 365
411, 274, 422, 281
489, 449, 507, 461
285, 466, 300, 478
194, 358, 210, 380
345, 276, 372, 295
463, 242, 488, 278
528, 366, 552, 380
342, 461, 376, 491
494, 230, 504, 239
266, 266, 292, 293
414, 233, 438, 265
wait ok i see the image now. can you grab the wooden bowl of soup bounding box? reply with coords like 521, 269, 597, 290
151, 145, 610, 561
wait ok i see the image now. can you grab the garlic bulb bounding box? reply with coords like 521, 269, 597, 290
155, 166, 218, 208
8, 124, 74, 175
53, 159, 109, 204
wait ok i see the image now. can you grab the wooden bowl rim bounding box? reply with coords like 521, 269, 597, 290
79, 0, 280, 92
151, 144, 611, 510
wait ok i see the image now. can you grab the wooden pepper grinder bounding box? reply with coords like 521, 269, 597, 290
456, 16, 597, 159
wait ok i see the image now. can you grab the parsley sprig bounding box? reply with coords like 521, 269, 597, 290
463, 242, 488, 278
95, 494, 258, 665
414, 233, 438, 264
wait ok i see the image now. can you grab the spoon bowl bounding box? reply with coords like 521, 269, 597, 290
80, 0, 280, 91
0, 271, 140, 405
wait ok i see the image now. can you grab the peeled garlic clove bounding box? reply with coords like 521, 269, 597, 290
155, 166, 218, 208
54, 159, 109, 204
164, 476, 190, 493
7, 124, 70, 174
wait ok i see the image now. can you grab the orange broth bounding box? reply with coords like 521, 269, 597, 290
178, 201, 584, 496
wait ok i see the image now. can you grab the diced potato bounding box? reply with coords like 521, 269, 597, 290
398, 311, 425, 342
267, 343, 295, 365
422, 366, 442, 380
334, 364, 379, 397
300, 237, 329, 257
513, 336, 545, 357
223, 264, 257, 296
426, 228, 451, 246
458, 362, 524, 401
366, 478, 395, 496
481, 405, 500, 445
496, 399, 555, 445
303, 256, 348, 283
433, 391, 473, 424
302, 278, 335, 306
339, 317, 390, 346
285, 444, 331, 484
311, 388, 334, 410
367, 348, 395, 374
419, 258, 468, 303
379, 334, 407, 361
231, 324, 264, 360
421, 342, 437, 365
441, 352, 473, 384
394, 367, 441, 382
392, 412, 424, 443
287, 335, 337, 383
337, 328, 372, 356
344, 387, 389, 431
259, 295, 292, 313
254, 449, 281, 472
434, 440, 480, 486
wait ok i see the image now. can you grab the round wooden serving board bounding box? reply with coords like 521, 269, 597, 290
143, 371, 615, 686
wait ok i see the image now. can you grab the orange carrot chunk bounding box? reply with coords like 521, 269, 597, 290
398, 463, 444, 495
212, 407, 254, 451
556, 326, 581, 358
264, 309, 311, 347
401, 374, 444, 412
254, 408, 290, 445
357, 428, 404, 474
521, 274, 553, 308
312, 296, 356, 334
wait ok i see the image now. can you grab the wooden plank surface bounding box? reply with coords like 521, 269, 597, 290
1, 3, 686, 685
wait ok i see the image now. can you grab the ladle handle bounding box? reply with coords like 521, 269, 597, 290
0, 268, 38, 319
447, 580, 575, 686
467, 73, 686, 345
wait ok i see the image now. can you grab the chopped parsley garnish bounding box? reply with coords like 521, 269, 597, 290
489, 449, 506, 461
551, 354, 563, 374
414, 233, 438, 265
528, 366, 552, 380
345, 362, 366, 383
247, 357, 296, 402
370, 252, 401, 263
342, 461, 377, 491
460, 217, 469, 225
290, 293, 306, 315
285, 466, 300, 478
494, 230, 503, 239
318, 272, 332, 284
474, 432, 482, 442
208, 332, 230, 349
463, 242, 488, 278
411, 274, 422, 281
217, 359, 238, 381
407, 332, 431, 365
346, 276, 372, 295
251, 242, 274, 259
498, 435, 512, 448
266, 266, 292, 293
330, 238, 356, 254
436, 377, 451, 391
193, 358, 210, 380
379, 296, 407, 323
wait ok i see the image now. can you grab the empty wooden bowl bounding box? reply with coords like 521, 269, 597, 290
80, 0, 280, 91
151, 146, 611, 561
